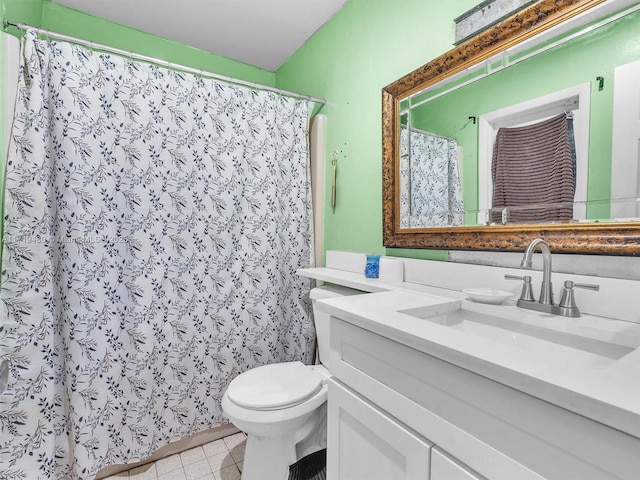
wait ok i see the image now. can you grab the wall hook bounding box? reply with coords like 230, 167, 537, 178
468, 116, 477, 125
596, 76, 604, 91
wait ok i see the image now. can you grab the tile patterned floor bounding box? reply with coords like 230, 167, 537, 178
103, 432, 246, 480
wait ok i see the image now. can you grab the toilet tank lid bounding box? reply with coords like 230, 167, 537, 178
310, 285, 361, 300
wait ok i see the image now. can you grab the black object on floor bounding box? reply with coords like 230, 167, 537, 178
288, 448, 327, 480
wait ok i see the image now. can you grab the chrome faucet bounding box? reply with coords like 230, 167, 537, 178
505, 238, 599, 317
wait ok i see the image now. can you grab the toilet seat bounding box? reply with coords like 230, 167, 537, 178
226, 361, 324, 411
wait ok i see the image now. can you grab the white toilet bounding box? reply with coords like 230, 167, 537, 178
222, 284, 359, 480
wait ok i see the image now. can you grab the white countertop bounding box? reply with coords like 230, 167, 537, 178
298, 267, 640, 439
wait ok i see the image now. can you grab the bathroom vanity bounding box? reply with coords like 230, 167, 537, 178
298, 251, 640, 480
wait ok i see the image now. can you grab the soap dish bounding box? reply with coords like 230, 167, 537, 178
462, 288, 513, 304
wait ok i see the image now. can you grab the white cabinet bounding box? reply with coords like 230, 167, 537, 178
431, 448, 484, 480
327, 379, 431, 480
327, 378, 486, 480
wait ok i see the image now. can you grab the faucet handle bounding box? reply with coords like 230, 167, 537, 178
569, 281, 600, 291
558, 280, 600, 316
559, 280, 599, 306
505, 274, 530, 281
505, 274, 535, 302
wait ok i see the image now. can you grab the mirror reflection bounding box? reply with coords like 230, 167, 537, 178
399, 123, 464, 227
400, 3, 640, 228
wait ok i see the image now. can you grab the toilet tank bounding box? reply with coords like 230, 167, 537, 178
310, 285, 361, 369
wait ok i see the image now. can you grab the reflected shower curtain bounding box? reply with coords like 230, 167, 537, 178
0, 32, 313, 480
399, 127, 463, 227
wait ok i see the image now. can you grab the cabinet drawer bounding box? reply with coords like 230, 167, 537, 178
327, 379, 431, 480
330, 317, 640, 480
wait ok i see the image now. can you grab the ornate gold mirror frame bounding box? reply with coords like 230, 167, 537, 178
382, 0, 640, 254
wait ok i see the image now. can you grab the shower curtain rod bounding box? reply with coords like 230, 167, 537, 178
7, 22, 327, 106
401, 124, 455, 142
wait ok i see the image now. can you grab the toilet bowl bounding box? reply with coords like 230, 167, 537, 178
221, 285, 360, 480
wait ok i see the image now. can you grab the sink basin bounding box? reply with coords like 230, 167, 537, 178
400, 306, 637, 367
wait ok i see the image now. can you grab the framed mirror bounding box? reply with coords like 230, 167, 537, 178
382, 0, 640, 254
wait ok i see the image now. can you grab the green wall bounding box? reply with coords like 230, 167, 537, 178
2, 0, 43, 29
276, 0, 478, 260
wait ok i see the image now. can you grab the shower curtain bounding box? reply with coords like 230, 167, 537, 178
399, 127, 464, 227
0, 32, 314, 480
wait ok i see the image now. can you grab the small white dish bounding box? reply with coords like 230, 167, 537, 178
462, 288, 514, 304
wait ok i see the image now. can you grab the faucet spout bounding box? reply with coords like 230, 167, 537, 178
520, 238, 553, 305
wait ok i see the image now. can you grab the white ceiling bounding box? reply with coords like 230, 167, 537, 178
52, 0, 349, 72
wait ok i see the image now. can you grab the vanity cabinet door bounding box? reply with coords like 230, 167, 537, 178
327, 378, 431, 480
431, 447, 486, 480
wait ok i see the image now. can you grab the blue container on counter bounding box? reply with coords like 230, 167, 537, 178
364, 254, 381, 279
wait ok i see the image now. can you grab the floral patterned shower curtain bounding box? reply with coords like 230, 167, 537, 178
0, 32, 313, 480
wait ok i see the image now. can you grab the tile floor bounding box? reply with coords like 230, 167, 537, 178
103, 432, 246, 480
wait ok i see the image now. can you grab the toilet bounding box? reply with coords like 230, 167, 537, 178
222, 284, 359, 480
